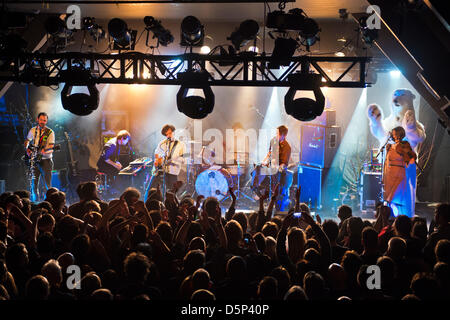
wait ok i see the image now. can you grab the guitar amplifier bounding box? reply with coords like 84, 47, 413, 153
297, 164, 322, 209
300, 124, 341, 168
359, 171, 382, 211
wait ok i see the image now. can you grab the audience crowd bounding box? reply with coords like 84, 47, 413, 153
0, 181, 449, 301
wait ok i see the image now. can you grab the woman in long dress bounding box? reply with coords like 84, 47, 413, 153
383, 126, 417, 217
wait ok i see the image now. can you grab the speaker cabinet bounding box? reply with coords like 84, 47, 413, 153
297, 164, 323, 209
359, 171, 382, 211
300, 124, 341, 168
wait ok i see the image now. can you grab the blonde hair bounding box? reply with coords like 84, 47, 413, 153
117, 130, 130, 140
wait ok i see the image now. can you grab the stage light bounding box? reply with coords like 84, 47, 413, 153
267, 8, 319, 51
298, 17, 320, 49
248, 46, 259, 53
60, 67, 99, 116
268, 37, 297, 69
180, 16, 204, 47
176, 71, 214, 119
284, 73, 325, 121
200, 45, 211, 54
82, 17, 106, 41
390, 70, 401, 78
144, 16, 174, 47
227, 19, 259, 51
108, 18, 137, 50
335, 51, 345, 57
358, 16, 378, 44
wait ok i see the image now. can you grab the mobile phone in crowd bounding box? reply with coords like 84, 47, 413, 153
293, 212, 302, 218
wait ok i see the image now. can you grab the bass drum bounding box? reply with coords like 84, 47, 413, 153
195, 167, 233, 201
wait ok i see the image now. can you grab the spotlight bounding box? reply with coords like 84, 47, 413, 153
44, 15, 75, 52
176, 71, 214, 119
284, 73, 325, 121
82, 17, 106, 41
390, 70, 401, 78
267, 8, 319, 51
298, 17, 320, 49
180, 16, 204, 47
108, 18, 137, 50
144, 16, 174, 47
200, 45, 211, 54
60, 67, 99, 116
358, 16, 378, 44
267, 9, 304, 30
268, 37, 297, 69
227, 19, 259, 51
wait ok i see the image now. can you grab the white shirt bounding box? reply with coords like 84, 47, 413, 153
155, 138, 186, 176
26, 126, 55, 159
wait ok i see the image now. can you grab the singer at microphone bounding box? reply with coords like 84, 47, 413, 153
383, 126, 417, 218
150, 124, 186, 194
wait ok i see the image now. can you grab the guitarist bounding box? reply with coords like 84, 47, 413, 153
150, 124, 186, 195
252, 125, 291, 208
24, 112, 55, 201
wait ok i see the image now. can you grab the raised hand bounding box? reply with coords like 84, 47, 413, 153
281, 211, 295, 230
299, 209, 315, 226
199, 209, 210, 231
260, 189, 270, 201
315, 214, 322, 225
195, 195, 205, 209
229, 187, 236, 201
273, 183, 280, 198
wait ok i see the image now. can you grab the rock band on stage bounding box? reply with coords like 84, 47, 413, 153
24, 116, 418, 216
92, 123, 294, 211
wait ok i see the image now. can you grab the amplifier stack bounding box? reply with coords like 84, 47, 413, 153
297, 109, 341, 209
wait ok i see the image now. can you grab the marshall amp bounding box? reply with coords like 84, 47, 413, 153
300, 124, 341, 168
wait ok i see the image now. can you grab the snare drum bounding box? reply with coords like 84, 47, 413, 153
195, 167, 233, 200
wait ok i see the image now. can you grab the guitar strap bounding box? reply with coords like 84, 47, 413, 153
167, 140, 179, 160
38, 127, 52, 149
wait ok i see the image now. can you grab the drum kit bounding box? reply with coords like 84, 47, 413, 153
183, 140, 254, 202
182, 140, 293, 207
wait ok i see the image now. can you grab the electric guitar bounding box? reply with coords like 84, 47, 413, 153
64, 132, 78, 176
23, 144, 61, 165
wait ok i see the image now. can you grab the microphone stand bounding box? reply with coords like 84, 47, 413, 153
268, 138, 273, 198
375, 135, 391, 204
162, 138, 170, 197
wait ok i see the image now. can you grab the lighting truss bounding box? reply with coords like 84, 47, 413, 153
0, 52, 371, 88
